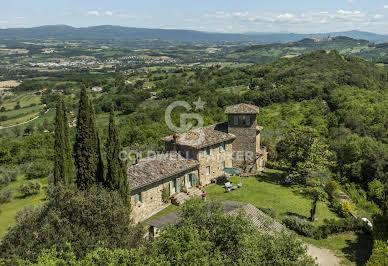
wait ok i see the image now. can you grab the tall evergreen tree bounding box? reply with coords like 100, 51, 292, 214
53, 96, 74, 186
74, 86, 104, 190
106, 105, 130, 205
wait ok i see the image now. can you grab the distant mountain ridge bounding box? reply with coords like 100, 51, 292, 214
0, 25, 388, 43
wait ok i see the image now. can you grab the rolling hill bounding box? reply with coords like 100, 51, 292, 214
0, 25, 388, 43
227, 36, 388, 63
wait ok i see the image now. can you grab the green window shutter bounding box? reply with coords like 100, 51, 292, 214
246, 115, 251, 126
185, 174, 190, 188
169, 180, 175, 195
134, 194, 139, 204
192, 174, 197, 187
225, 143, 228, 151
176, 178, 181, 193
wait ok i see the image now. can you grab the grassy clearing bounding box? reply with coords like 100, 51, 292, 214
1, 93, 41, 110
0, 176, 47, 238
302, 232, 373, 265
205, 175, 338, 225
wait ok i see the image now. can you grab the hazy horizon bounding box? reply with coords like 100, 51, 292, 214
2, 0, 388, 34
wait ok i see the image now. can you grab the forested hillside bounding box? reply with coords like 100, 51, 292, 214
229, 37, 388, 63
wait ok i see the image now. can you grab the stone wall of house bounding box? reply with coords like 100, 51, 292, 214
256, 130, 261, 154
130, 168, 199, 223
196, 141, 234, 185
227, 114, 257, 173
131, 182, 167, 224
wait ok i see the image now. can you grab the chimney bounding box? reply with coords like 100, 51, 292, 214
172, 134, 179, 152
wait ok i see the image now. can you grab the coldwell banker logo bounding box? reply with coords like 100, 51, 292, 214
165, 98, 206, 146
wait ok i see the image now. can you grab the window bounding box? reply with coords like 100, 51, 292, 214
245, 115, 251, 126
134, 194, 140, 204
176, 177, 181, 193
225, 143, 228, 151
219, 142, 225, 152
206, 166, 211, 176
204, 147, 211, 156
233, 115, 239, 126
221, 161, 225, 170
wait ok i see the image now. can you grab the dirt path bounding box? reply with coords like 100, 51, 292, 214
306, 244, 341, 266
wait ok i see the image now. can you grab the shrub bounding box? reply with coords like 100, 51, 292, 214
341, 200, 355, 217
368, 179, 385, 202
0, 186, 145, 262
161, 185, 170, 203
366, 240, 388, 266
0, 168, 18, 189
325, 180, 340, 196
282, 216, 317, 237
0, 188, 13, 204
18, 181, 41, 197
329, 197, 342, 215
258, 207, 277, 218
315, 217, 369, 239
25, 160, 52, 179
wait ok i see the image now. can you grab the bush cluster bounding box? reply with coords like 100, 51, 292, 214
0, 186, 144, 263
161, 185, 170, 203
0, 188, 13, 204
18, 181, 41, 197
258, 207, 277, 218
282, 216, 316, 237
283, 215, 370, 239
0, 169, 18, 189
315, 217, 369, 239
25, 160, 52, 180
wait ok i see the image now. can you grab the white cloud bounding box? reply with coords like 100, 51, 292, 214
347, 0, 353, 3
277, 13, 294, 19
15, 17, 25, 19
337, 10, 362, 15
86, 10, 100, 16
198, 9, 388, 33
105, 10, 113, 16
384, 5, 388, 9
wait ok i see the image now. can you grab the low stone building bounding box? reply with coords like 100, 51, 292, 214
128, 103, 267, 223
128, 152, 199, 223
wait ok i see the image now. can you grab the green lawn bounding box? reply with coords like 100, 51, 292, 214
0, 176, 47, 238
204, 175, 338, 225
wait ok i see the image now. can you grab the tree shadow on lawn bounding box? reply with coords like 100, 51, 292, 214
341, 232, 373, 266
255, 171, 287, 185
283, 211, 310, 221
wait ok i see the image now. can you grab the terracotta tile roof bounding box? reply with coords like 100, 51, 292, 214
146, 200, 285, 234
225, 103, 260, 114
128, 152, 199, 191
161, 122, 235, 149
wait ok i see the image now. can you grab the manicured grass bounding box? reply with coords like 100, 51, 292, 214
0, 176, 47, 238
205, 175, 339, 225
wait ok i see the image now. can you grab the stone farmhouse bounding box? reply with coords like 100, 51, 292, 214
128, 103, 268, 223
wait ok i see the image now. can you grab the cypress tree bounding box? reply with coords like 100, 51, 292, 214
74, 86, 104, 190
106, 105, 130, 205
53, 96, 74, 186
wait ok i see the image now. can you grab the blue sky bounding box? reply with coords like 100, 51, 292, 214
1, 0, 388, 33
